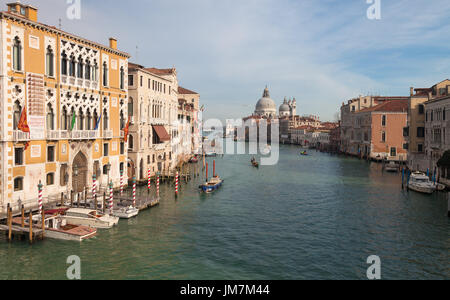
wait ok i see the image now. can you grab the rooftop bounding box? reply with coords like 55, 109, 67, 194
358, 99, 408, 113
178, 86, 199, 95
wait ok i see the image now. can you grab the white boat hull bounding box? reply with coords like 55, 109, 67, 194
113, 208, 139, 219
45, 229, 96, 241
62, 215, 118, 229
408, 184, 436, 194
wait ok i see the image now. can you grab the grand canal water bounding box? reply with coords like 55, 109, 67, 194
0, 141, 449, 280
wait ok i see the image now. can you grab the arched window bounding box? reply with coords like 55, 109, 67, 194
102, 62, 108, 87
120, 110, 125, 130
85, 60, 91, 80
69, 55, 76, 77
77, 56, 84, 78
103, 109, 109, 130
46, 46, 54, 77
61, 52, 68, 75
120, 67, 125, 90
62, 106, 68, 130
46, 103, 54, 130
128, 135, 134, 150
92, 60, 98, 82
78, 108, 84, 130
86, 109, 92, 130
69, 107, 75, 130
14, 177, 23, 191
93, 109, 99, 129
13, 100, 22, 130
128, 97, 134, 117
13, 37, 22, 71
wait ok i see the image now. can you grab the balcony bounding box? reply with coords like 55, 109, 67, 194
13, 131, 30, 142
103, 130, 113, 139
46, 130, 61, 140
70, 130, 99, 140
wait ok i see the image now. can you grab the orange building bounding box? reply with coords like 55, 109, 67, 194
0, 3, 130, 213
353, 100, 408, 161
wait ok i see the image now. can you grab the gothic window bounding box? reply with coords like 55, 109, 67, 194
13, 37, 22, 71
61, 52, 68, 75
120, 67, 125, 90
103, 109, 109, 130
62, 106, 68, 130
69, 55, 76, 77
93, 60, 98, 82
128, 97, 134, 117
86, 109, 92, 130
85, 60, 91, 80
77, 56, 84, 78
93, 109, 99, 129
46, 103, 54, 130
103, 62, 108, 87
13, 100, 22, 130
78, 108, 84, 130
46, 46, 54, 77
120, 110, 125, 130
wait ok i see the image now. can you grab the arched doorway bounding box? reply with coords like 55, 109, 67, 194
139, 159, 144, 180
127, 159, 135, 179
72, 151, 88, 193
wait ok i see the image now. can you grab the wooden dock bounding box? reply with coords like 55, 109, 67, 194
0, 224, 44, 242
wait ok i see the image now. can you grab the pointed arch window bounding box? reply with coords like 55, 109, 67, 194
85, 60, 91, 80
103, 109, 109, 130
102, 62, 108, 87
128, 97, 134, 117
77, 56, 84, 78
69, 55, 76, 77
86, 109, 92, 130
61, 52, 68, 75
93, 109, 99, 129
46, 103, 54, 130
120, 67, 125, 90
13, 37, 22, 71
13, 101, 22, 130
92, 60, 98, 82
62, 106, 68, 130
46, 46, 54, 77
120, 110, 125, 130
78, 108, 84, 130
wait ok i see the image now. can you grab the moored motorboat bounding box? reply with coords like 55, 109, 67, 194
61, 208, 119, 229
112, 206, 139, 219
200, 176, 224, 193
385, 161, 400, 172
408, 172, 436, 194
13, 214, 97, 242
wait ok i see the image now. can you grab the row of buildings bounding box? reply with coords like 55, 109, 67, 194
242, 87, 339, 147
338, 79, 450, 184
0, 2, 201, 213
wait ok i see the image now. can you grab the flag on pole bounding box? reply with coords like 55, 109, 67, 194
123, 119, 130, 143
70, 110, 76, 131
94, 112, 102, 131
18, 107, 30, 133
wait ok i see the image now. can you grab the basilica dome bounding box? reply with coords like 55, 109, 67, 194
255, 87, 277, 117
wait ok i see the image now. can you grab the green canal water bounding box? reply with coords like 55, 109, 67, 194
0, 142, 449, 280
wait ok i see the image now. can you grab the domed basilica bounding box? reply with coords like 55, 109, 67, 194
254, 87, 297, 119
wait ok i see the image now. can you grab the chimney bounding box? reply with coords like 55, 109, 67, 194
7, 2, 38, 22
109, 38, 117, 50
410, 87, 414, 96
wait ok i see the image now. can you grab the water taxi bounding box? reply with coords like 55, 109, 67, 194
408, 172, 436, 194
61, 208, 119, 229
112, 206, 139, 219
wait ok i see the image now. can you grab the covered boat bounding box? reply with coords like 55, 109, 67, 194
408, 172, 436, 194
61, 208, 119, 229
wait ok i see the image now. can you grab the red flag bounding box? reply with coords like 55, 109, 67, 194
18, 107, 30, 133
24, 141, 30, 151
123, 119, 130, 143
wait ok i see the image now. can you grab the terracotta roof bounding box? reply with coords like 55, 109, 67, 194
145, 68, 175, 75
178, 86, 198, 95
358, 100, 408, 113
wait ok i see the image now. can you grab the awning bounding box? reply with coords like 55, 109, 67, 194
153, 125, 171, 142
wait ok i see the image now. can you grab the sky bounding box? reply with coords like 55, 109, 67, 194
10, 0, 450, 122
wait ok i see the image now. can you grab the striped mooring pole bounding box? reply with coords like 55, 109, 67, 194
175, 171, 179, 197
92, 174, 97, 201
147, 169, 151, 194
133, 176, 137, 207
120, 170, 124, 196
156, 174, 160, 197
38, 181, 43, 215
109, 181, 114, 214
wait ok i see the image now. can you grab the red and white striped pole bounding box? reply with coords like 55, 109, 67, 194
92, 174, 97, 202
120, 170, 124, 196
147, 169, 151, 194
156, 174, 160, 197
133, 176, 136, 207
109, 181, 114, 214
175, 171, 179, 197
38, 181, 43, 215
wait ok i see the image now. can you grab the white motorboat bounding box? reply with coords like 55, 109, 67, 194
385, 161, 399, 172
13, 212, 97, 242
61, 208, 119, 229
113, 206, 139, 219
408, 172, 436, 194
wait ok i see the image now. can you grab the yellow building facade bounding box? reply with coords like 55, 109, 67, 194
0, 3, 130, 213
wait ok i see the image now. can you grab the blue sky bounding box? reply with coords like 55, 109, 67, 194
12, 0, 450, 121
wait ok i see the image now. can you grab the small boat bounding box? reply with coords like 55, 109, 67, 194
385, 161, 399, 172
205, 152, 217, 157
199, 176, 224, 193
61, 208, 119, 229
251, 158, 259, 168
13, 214, 97, 242
189, 156, 199, 163
112, 206, 139, 219
408, 172, 436, 194
300, 151, 308, 156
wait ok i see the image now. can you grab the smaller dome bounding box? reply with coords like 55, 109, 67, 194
279, 98, 290, 112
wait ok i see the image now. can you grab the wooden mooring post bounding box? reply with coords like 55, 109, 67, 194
61, 192, 64, 207
21, 205, 25, 228
94, 194, 98, 212
70, 191, 74, 207
28, 211, 33, 243
7, 206, 12, 242
447, 192, 450, 218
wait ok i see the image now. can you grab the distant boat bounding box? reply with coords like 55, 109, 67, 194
112, 206, 139, 219
408, 172, 436, 194
205, 152, 217, 157
251, 158, 259, 168
385, 161, 399, 172
300, 151, 308, 156
199, 176, 224, 193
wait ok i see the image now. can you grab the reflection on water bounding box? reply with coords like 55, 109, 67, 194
0, 142, 449, 279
